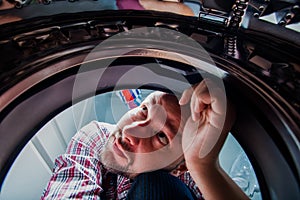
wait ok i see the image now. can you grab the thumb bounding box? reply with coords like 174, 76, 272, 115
179, 87, 193, 105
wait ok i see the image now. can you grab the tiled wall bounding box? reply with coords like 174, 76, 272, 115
0, 97, 97, 199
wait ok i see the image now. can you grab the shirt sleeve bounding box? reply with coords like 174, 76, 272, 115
179, 171, 203, 200
41, 121, 112, 200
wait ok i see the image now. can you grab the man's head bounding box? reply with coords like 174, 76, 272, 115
99, 91, 189, 177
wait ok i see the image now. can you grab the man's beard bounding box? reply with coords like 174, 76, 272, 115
99, 135, 133, 177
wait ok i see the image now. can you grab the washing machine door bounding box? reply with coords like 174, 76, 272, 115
0, 0, 299, 199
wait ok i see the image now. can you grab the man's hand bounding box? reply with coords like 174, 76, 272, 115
179, 79, 249, 200
179, 79, 232, 167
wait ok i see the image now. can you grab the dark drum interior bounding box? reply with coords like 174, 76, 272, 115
0, 1, 299, 199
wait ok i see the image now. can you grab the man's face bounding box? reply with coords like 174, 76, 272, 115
100, 91, 185, 176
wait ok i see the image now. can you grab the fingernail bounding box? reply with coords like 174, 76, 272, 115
191, 113, 196, 121
179, 99, 185, 105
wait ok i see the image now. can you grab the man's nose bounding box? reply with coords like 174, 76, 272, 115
122, 121, 154, 147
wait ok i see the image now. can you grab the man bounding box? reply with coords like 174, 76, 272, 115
42, 79, 249, 200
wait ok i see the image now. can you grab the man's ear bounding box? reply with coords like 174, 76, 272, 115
170, 163, 188, 177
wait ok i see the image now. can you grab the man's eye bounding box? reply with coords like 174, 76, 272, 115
157, 132, 168, 145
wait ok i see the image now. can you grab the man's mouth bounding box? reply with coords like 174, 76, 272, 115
113, 142, 126, 158
113, 136, 127, 159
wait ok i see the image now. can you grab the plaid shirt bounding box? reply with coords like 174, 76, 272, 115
42, 121, 202, 200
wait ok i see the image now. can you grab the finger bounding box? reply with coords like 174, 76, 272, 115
192, 87, 208, 121
179, 86, 194, 105
207, 108, 225, 130
194, 81, 207, 112
202, 79, 227, 114
192, 83, 211, 121
210, 88, 226, 115
191, 92, 200, 121
194, 98, 201, 112
197, 80, 212, 105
